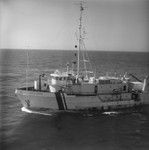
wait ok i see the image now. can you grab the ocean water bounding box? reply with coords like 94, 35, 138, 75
0, 49, 149, 150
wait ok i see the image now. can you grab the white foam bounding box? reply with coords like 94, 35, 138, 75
103, 111, 119, 115
21, 107, 52, 116
21, 107, 32, 113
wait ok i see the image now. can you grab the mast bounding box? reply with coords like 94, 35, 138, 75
26, 49, 29, 90
77, 1, 84, 78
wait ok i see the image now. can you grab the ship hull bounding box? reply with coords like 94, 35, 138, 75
15, 88, 149, 113
15, 88, 59, 110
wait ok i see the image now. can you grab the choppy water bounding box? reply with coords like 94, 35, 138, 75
0, 49, 149, 150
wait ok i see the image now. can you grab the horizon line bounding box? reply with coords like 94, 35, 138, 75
0, 48, 149, 53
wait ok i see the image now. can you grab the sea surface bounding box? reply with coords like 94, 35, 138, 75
0, 49, 149, 150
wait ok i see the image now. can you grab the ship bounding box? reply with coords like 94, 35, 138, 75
15, 2, 149, 114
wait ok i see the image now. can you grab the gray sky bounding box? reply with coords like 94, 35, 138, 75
0, 0, 149, 51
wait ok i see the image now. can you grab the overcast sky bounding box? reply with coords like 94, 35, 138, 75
0, 0, 149, 51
